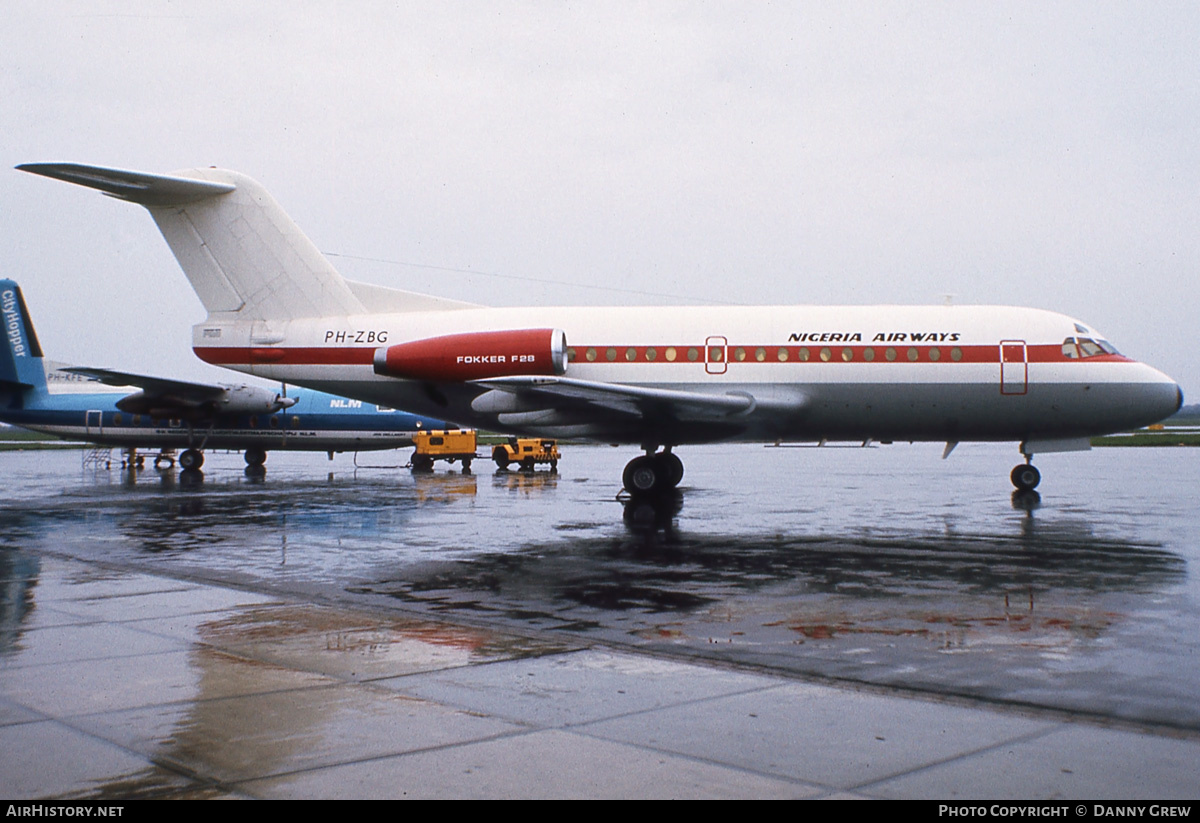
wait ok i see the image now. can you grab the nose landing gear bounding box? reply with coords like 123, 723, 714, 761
622, 450, 684, 496
1010, 461, 1040, 491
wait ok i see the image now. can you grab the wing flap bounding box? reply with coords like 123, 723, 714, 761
472, 375, 757, 418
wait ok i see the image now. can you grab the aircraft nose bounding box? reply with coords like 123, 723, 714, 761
1138, 365, 1183, 424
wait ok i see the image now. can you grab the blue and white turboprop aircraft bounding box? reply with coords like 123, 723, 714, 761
0, 279, 449, 470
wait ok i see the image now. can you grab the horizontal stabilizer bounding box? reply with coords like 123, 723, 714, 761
17, 163, 235, 206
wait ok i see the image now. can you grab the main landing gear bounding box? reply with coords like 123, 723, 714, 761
179, 449, 204, 471
622, 450, 684, 496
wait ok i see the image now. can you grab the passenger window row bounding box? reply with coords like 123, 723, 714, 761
567, 346, 966, 363
102, 414, 300, 427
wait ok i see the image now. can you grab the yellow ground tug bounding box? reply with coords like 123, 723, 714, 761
491, 437, 560, 470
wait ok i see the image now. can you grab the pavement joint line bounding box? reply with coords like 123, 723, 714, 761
845, 721, 1064, 793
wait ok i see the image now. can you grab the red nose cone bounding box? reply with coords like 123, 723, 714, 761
374, 328, 567, 382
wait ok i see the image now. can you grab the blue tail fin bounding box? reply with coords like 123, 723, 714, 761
0, 280, 47, 392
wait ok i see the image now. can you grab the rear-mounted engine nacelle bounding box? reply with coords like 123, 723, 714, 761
373, 329, 567, 382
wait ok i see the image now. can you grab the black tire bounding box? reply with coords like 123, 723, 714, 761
658, 452, 684, 487
179, 449, 204, 471
1011, 464, 1040, 491
244, 447, 267, 467
494, 455, 510, 469
411, 454, 434, 472
623, 455, 661, 495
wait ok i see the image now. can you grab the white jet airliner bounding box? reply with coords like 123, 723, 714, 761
19, 163, 1182, 496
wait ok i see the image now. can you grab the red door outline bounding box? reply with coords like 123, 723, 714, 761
705, 336, 727, 375
1000, 340, 1028, 395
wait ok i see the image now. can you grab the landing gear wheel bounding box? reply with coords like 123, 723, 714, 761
244, 447, 267, 467
1011, 464, 1040, 491
179, 449, 204, 471
623, 451, 685, 496
623, 455, 662, 495
659, 452, 684, 487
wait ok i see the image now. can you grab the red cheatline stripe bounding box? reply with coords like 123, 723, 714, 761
195, 347, 376, 366
196, 344, 1134, 367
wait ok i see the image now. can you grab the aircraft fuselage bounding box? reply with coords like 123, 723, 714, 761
191, 303, 1181, 447
3, 384, 440, 453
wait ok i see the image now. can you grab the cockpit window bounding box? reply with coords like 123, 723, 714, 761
1062, 336, 1120, 358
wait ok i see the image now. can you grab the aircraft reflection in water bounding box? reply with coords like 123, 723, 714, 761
0, 544, 38, 657
3, 440, 1197, 730
20, 163, 1182, 497
0, 279, 449, 471
0, 544, 537, 795
361, 507, 1193, 727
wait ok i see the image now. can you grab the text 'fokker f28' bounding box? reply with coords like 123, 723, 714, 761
19, 163, 1183, 495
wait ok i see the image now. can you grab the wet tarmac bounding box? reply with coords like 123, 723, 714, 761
2, 443, 1199, 798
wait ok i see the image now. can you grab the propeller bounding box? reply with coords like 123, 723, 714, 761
275, 382, 298, 410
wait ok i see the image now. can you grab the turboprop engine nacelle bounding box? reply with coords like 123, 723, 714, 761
373, 329, 567, 382
115, 384, 296, 418
218, 384, 298, 414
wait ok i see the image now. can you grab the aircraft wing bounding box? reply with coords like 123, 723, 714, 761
472, 375, 758, 419
61, 368, 228, 404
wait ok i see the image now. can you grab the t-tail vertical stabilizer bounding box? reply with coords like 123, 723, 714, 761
0, 279, 47, 393
16, 163, 476, 325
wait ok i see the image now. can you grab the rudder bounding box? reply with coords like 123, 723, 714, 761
0, 280, 47, 391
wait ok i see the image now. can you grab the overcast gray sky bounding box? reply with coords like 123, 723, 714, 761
3, 1, 1197, 396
